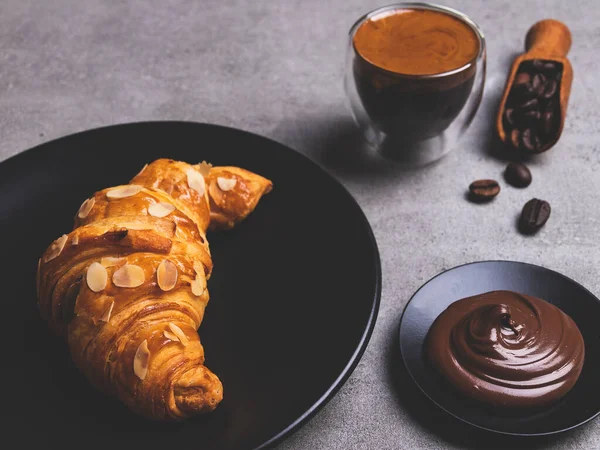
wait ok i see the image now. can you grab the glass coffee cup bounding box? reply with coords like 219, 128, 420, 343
345, 3, 486, 166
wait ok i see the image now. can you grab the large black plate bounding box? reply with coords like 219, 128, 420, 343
3, 122, 380, 449
399, 261, 600, 436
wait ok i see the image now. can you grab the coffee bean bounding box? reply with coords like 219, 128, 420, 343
514, 72, 531, 86
519, 198, 551, 234
532, 73, 547, 95
520, 98, 539, 110
533, 59, 559, 73
504, 162, 532, 187
505, 59, 563, 152
523, 110, 541, 121
532, 59, 545, 70
542, 111, 554, 135
542, 79, 557, 99
521, 128, 541, 152
510, 129, 520, 148
469, 179, 500, 201
504, 108, 515, 126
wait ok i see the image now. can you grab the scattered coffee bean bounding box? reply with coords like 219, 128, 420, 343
469, 179, 500, 201
504, 162, 532, 188
503, 59, 563, 152
519, 198, 551, 234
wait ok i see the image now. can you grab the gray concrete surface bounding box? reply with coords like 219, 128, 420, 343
1, 0, 599, 448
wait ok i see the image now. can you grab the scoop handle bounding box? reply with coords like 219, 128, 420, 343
525, 19, 572, 57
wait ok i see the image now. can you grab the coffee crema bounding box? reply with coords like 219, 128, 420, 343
353, 8, 480, 76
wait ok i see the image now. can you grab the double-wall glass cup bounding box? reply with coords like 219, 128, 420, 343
345, 3, 486, 166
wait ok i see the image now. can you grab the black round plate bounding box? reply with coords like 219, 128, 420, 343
399, 260, 600, 436
2, 122, 380, 450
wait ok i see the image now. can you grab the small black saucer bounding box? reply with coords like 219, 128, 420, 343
399, 260, 600, 436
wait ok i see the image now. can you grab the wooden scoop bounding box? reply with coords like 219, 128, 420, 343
496, 19, 573, 153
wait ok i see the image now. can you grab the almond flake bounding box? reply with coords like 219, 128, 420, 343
197, 161, 213, 176
113, 264, 145, 288
86, 262, 108, 292
126, 224, 150, 230
163, 330, 180, 342
44, 234, 69, 262
100, 300, 114, 323
133, 339, 150, 380
217, 177, 237, 191
186, 168, 206, 196
191, 273, 206, 296
106, 185, 142, 199
168, 323, 189, 346
136, 163, 148, 177
148, 202, 176, 218
157, 260, 178, 291
193, 261, 205, 276
101, 256, 126, 267
77, 197, 95, 219
71, 235, 79, 246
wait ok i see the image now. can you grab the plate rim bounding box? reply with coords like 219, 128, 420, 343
398, 259, 600, 437
3, 120, 382, 449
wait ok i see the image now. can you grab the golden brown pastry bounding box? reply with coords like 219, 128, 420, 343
37, 158, 272, 420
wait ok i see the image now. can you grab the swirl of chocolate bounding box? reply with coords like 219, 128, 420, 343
426, 291, 585, 408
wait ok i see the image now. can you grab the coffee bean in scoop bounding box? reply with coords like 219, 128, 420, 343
502, 59, 563, 153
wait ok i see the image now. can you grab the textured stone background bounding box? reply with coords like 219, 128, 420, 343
2, 1, 599, 448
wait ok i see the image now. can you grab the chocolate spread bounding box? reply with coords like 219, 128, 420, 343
426, 290, 584, 408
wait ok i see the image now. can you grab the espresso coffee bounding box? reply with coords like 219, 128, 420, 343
352, 8, 481, 140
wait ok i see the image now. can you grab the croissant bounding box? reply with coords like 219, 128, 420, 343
36, 158, 272, 420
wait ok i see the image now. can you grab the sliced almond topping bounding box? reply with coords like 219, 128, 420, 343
125, 223, 150, 230
163, 330, 180, 342
148, 202, 176, 218
186, 168, 206, 196
44, 234, 68, 262
86, 262, 108, 292
101, 256, 126, 267
136, 163, 148, 177
168, 323, 189, 346
157, 260, 178, 291
106, 185, 142, 199
133, 340, 150, 380
99, 300, 114, 323
77, 197, 95, 219
191, 273, 206, 296
197, 161, 213, 176
71, 235, 79, 246
113, 264, 145, 288
217, 177, 237, 191
193, 261, 205, 276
